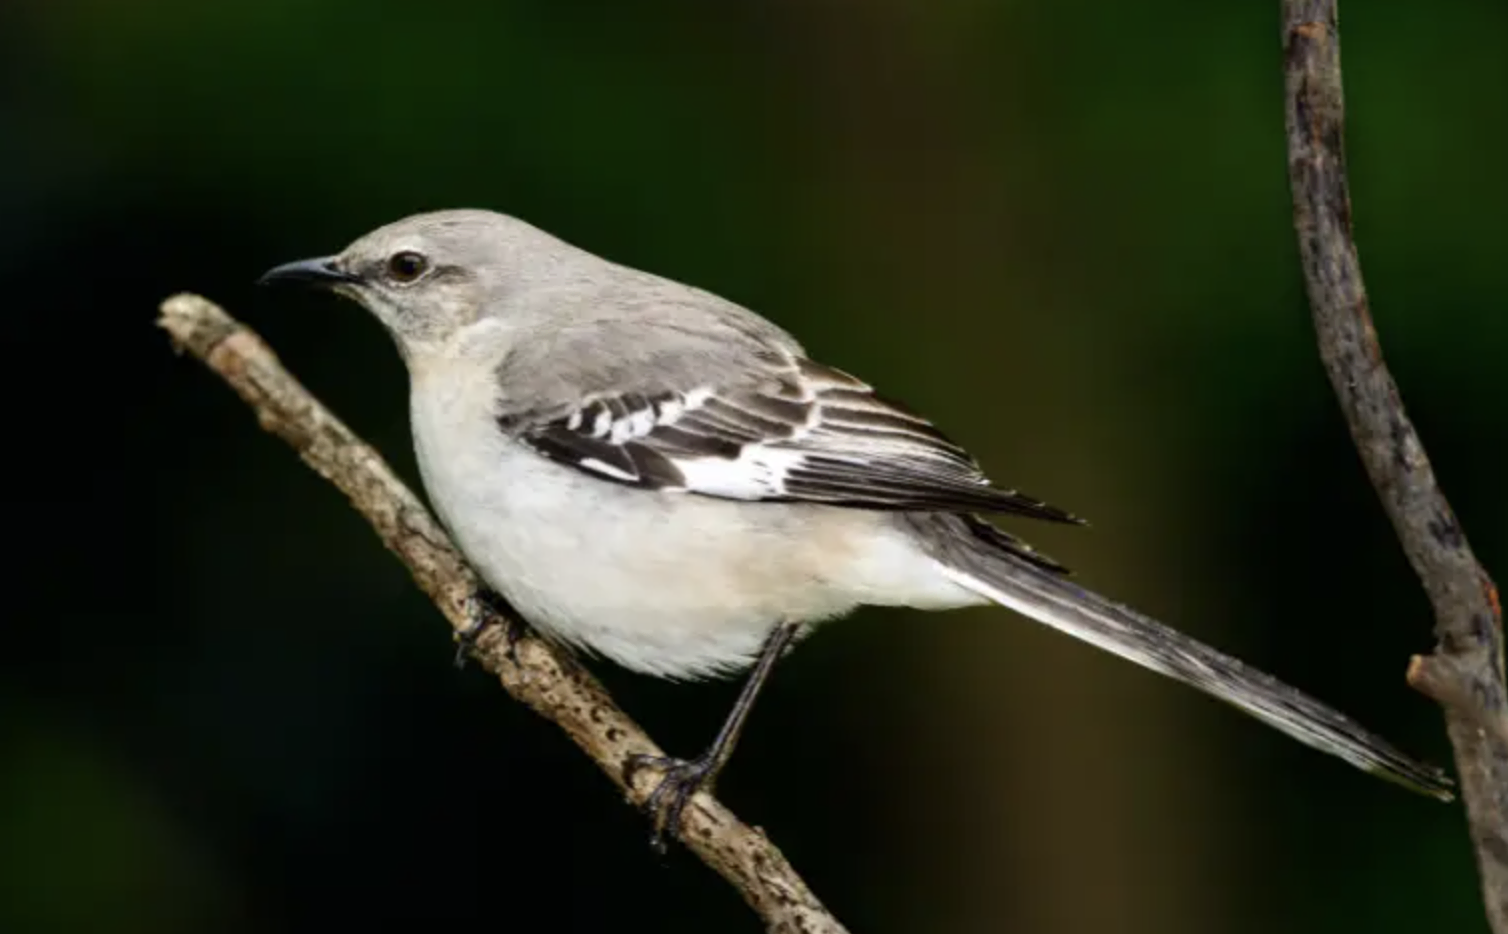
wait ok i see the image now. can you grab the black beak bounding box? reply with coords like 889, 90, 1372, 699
257, 256, 360, 288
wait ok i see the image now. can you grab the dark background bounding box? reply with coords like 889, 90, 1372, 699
2, 1, 1504, 932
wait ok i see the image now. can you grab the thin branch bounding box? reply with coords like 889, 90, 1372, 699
157, 293, 850, 934
1282, 4, 1508, 931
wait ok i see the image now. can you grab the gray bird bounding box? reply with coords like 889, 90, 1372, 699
260, 209, 1451, 844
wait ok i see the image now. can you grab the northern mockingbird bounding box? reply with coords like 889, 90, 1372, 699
260, 209, 1451, 844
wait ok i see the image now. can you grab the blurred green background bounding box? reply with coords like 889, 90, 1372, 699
2, 0, 1504, 932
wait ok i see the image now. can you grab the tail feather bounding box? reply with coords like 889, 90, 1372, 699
919, 515, 1453, 801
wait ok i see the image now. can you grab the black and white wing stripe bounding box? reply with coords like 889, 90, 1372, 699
505, 354, 1082, 526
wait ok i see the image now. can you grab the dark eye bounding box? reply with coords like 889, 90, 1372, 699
386, 250, 429, 283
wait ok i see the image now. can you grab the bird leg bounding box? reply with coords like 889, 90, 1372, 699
454, 586, 529, 669
624, 621, 800, 853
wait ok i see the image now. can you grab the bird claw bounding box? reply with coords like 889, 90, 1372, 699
454, 588, 528, 669
623, 752, 717, 853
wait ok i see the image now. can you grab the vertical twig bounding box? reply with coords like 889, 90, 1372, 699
1282, 3, 1508, 930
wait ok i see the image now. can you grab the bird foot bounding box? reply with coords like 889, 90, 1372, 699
623, 752, 718, 853
454, 588, 528, 669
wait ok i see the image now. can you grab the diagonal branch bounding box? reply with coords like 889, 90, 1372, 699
157, 293, 850, 934
1282, 4, 1508, 931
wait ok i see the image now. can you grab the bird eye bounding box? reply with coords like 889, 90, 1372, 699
386, 250, 429, 283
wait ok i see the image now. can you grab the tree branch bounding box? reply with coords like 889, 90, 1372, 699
1282, 4, 1508, 931
157, 293, 849, 934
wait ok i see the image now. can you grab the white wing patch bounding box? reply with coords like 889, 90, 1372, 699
676, 446, 810, 499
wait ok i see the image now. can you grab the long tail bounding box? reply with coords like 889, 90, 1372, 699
914, 515, 1453, 801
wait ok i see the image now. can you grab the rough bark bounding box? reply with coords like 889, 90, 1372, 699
1282, 5, 1508, 930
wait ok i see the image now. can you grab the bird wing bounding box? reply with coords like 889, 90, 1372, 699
503, 350, 1082, 527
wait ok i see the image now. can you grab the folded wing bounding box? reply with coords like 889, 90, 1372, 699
506, 352, 1081, 526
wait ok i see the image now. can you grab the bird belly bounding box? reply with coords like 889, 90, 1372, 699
431, 451, 856, 677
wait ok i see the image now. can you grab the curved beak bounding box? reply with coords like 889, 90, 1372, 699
257, 256, 360, 288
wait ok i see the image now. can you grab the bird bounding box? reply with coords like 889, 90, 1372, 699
259, 208, 1452, 846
